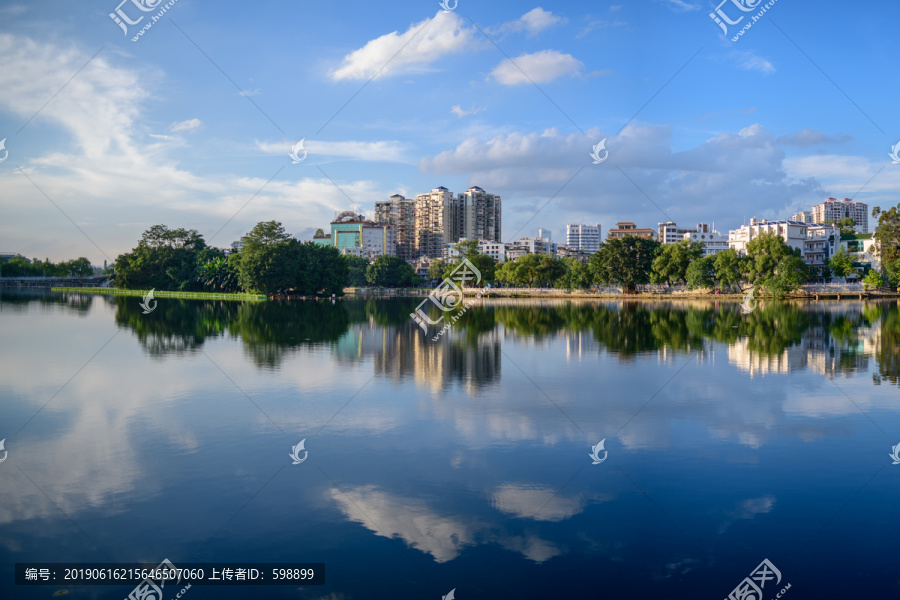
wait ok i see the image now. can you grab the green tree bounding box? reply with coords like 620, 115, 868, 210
366, 255, 417, 287
241, 220, 292, 248
766, 255, 808, 295
590, 237, 660, 293
872, 205, 900, 286
713, 249, 744, 292
743, 233, 797, 286
863, 270, 885, 290
685, 255, 716, 290
555, 257, 593, 290
651, 241, 703, 285
196, 255, 241, 292
344, 255, 370, 287
825, 217, 857, 235
114, 225, 209, 290
428, 259, 447, 281
828, 247, 855, 279
453, 239, 480, 260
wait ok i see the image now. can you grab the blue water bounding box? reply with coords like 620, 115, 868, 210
1, 291, 899, 599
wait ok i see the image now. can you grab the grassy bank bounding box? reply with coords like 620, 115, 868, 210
52, 287, 266, 301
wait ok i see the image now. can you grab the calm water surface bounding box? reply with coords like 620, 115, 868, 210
1, 290, 899, 599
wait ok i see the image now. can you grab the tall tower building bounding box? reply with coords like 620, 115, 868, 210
457, 186, 502, 244
415, 186, 458, 259
375, 194, 417, 260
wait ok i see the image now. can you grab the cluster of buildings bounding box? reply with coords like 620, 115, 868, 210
229, 193, 879, 280
308, 186, 502, 262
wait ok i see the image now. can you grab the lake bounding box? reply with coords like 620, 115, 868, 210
1, 290, 899, 599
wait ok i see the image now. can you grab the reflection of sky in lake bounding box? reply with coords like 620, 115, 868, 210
1, 293, 899, 598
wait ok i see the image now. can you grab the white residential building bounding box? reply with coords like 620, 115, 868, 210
791, 210, 813, 223
728, 218, 808, 255
812, 197, 868, 232
683, 225, 729, 257
479, 241, 507, 263
566, 223, 601, 252
658, 222, 696, 245
514, 237, 557, 257
803, 224, 840, 267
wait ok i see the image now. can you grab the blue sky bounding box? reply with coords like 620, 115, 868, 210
0, 0, 898, 263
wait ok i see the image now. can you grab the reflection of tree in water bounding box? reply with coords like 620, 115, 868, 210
0, 289, 94, 315
114, 297, 235, 356
229, 300, 353, 369
874, 305, 900, 386
16, 291, 897, 385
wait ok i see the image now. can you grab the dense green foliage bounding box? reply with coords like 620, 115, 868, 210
0, 254, 94, 277
825, 217, 857, 235
589, 237, 660, 293
365, 255, 418, 287
828, 247, 855, 279
873, 205, 900, 286
114, 225, 214, 291
650, 241, 703, 285
114, 222, 348, 296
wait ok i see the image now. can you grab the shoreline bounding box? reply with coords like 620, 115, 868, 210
51, 287, 266, 301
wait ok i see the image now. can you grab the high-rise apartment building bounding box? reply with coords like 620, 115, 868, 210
457, 186, 502, 244
415, 186, 458, 259
811, 198, 868, 232
565, 224, 601, 252
791, 211, 813, 223
375, 194, 417, 260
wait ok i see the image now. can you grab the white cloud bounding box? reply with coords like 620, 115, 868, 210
170, 118, 202, 132
488, 8, 566, 36
238, 88, 260, 97
577, 19, 626, 38
0, 34, 394, 261
418, 122, 870, 234
776, 129, 851, 146
659, 0, 701, 11
328, 485, 563, 563
255, 139, 410, 163
450, 104, 485, 117
329, 11, 479, 81
489, 50, 584, 85
732, 51, 775, 74
491, 483, 610, 522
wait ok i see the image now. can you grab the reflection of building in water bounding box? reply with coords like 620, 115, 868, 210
728, 320, 879, 378
565, 331, 601, 359
333, 320, 501, 394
